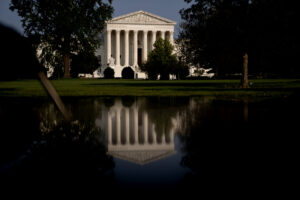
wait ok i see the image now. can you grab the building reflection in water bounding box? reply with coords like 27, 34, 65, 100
95, 99, 179, 165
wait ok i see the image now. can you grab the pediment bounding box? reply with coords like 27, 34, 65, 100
108, 10, 176, 25
108, 150, 176, 165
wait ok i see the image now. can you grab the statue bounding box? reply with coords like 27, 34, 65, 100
108, 55, 115, 68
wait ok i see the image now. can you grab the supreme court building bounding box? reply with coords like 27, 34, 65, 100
96, 10, 176, 78
96, 99, 179, 165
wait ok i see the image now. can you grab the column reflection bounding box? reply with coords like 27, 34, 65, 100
96, 98, 179, 165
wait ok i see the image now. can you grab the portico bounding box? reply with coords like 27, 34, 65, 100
98, 10, 176, 78
96, 99, 178, 165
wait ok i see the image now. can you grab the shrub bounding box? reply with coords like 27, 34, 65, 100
121, 67, 134, 79
173, 62, 190, 80
141, 38, 177, 80
103, 67, 114, 79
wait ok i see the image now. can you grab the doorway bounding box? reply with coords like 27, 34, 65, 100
138, 48, 142, 66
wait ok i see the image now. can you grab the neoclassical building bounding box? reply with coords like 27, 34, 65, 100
95, 99, 179, 165
96, 10, 176, 78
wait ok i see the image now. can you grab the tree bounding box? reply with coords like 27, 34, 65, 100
171, 61, 190, 80
179, 0, 299, 82
249, 0, 298, 77
141, 38, 178, 80
70, 51, 100, 78
180, 0, 251, 87
241, 53, 249, 88
10, 0, 113, 78
0, 24, 43, 80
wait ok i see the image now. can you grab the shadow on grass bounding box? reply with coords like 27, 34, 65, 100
86, 82, 238, 87
145, 87, 300, 92
0, 88, 17, 96
0, 88, 16, 91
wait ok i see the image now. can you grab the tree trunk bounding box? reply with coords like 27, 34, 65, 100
241, 53, 249, 88
160, 73, 170, 80
63, 53, 71, 78
243, 98, 249, 124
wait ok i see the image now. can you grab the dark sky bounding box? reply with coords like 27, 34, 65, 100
0, 0, 189, 37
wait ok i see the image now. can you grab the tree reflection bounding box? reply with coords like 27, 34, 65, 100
1, 99, 117, 192
176, 97, 259, 191
177, 96, 300, 192
140, 97, 189, 138
103, 97, 116, 108
121, 96, 136, 108
20, 121, 115, 187
0, 99, 41, 165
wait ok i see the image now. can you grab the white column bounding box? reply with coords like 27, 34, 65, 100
116, 109, 121, 144
124, 30, 129, 66
133, 30, 138, 66
125, 108, 130, 144
170, 128, 175, 144
143, 31, 148, 62
107, 30, 111, 64
107, 111, 112, 144
161, 133, 166, 144
152, 31, 156, 50
151, 123, 157, 144
143, 112, 148, 143
170, 31, 174, 45
134, 107, 138, 144
161, 31, 165, 40
116, 30, 120, 66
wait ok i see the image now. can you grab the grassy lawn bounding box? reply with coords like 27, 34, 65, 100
0, 78, 300, 98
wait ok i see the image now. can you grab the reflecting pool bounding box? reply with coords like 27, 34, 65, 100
0, 96, 298, 194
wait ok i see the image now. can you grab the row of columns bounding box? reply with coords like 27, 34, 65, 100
106, 108, 175, 145
107, 29, 174, 66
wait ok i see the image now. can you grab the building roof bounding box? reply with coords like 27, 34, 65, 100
108, 10, 176, 25
108, 149, 176, 165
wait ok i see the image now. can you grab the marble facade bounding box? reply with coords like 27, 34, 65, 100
96, 10, 176, 78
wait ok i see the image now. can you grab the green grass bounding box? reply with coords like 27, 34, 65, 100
0, 79, 300, 98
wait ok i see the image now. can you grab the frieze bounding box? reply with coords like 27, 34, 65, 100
108, 11, 176, 25
107, 24, 174, 32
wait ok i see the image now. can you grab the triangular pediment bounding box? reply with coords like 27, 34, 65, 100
108, 150, 176, 165
108, 10, 176, 25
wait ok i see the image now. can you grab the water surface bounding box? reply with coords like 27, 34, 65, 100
0, 96, 298, 194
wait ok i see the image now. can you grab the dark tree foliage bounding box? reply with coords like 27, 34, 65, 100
139, 97, 189, 138
249, 0, 298, 77
0, 24, 43, 80
180, 0, 252, 78
10, 0, 113, 78
70, 51, 100, 78
103, 67, 114, 79
141, 38, 178, 80
179, 0, 298, 78
121, 96, 135, 107
172, 61, 190, 80
121, 67, 134, 79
